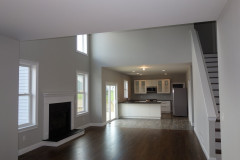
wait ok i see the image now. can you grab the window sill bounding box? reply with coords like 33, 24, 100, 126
76, 50, 88, 56
18, 125, 38, 133
76, 112, 89, 117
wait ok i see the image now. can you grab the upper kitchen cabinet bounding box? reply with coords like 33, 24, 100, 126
134, 80, 146, 94
157, 79, 171, 94
146, 80, 157, 87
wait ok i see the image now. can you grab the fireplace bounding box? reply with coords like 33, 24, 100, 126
43, 92, 84, 145
43, 92, 75, 140
49, 102, 71, 141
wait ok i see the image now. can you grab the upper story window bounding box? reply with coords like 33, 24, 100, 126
77, 72, 88, 115
124, 80, 128, 99
18, 59, 38, 131
77, 34, 88, 55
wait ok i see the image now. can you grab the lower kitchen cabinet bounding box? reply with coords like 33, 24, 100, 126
160, 101, 171, 113
119, 103, 161, 119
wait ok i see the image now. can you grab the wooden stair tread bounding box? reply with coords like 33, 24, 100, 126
216, 149, 222, 154
215, 128, 221, 132
216, 138, 221, 142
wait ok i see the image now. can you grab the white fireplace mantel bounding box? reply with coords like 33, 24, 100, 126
43, 91, 76, 140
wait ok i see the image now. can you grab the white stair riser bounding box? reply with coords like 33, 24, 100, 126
206, 63, 218, 67
215, 131, 221, 139
204, 54, 218, 57
208, 72, 218, 77
215, 98, 219, 103
211, 84, 219, 90
215, 122, 220, 128
210, 78, 219, 83
207, 68, 218, 73
205, 58, 218, 62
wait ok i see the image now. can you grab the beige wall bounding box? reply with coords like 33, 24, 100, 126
102, 68, 131, 122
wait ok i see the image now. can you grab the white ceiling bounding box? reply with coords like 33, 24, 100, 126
0, 0, 227, 40
107, 63, 190, 76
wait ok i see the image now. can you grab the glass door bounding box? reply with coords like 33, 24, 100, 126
106, 84, 117, 122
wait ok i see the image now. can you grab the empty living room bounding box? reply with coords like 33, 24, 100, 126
1, 0, 240, 160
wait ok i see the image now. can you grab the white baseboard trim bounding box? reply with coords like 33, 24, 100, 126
194, 127, 216, 160
19, 122, 108, 156
18, 141, 44, 156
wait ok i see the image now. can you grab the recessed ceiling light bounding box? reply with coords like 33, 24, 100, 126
142, 68, 145, 71
136, 73, 140, 74
162, 70, 166, 72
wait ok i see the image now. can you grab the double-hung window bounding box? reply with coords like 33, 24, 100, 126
77, 72, 88, 114
18, 60, 38, 130
124, 80, 128, 99
76, 34, 88, 55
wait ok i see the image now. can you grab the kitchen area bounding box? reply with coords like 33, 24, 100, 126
103, 64, 190, 122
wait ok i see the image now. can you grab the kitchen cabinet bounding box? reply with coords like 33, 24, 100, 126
146, 80, 157, 87
160, 101, 171, 113
157, 79, 171, 94
119, 103, 161, 119
134, 80, 146, 94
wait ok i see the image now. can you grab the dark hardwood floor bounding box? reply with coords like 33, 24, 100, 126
19, 117, 206, 160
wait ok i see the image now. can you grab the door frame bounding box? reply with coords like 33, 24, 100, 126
105, 82, 118, 123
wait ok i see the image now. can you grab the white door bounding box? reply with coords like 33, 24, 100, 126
106, 84, 117, 122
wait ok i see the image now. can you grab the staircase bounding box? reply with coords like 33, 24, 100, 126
203, 52, 222, 160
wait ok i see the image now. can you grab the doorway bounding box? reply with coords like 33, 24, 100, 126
106, 84, 117, 122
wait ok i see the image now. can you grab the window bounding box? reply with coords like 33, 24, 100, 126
76, 34, 88, 54
124, 80, 128, 99
18, 60, 38, 130
77, 72, 88, 114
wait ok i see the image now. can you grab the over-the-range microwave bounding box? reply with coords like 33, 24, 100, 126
146, 87, 157, 93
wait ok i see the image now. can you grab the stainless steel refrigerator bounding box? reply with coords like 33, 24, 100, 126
172, 88, 188, 116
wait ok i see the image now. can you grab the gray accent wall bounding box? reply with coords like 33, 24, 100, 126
91, 25, 193, 123
19, 36, 90, 149
130, 74, 187, 101
0, 36, 19, 160
218, 0, 240, 159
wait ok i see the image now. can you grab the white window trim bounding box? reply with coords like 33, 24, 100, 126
18, 59, 38, 132
124, 80, 128, 99
76, 35, 88, 56
76, 71, 89, 116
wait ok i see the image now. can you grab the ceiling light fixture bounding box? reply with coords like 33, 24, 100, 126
136, 73, 140, 74
162, 70, 166, 72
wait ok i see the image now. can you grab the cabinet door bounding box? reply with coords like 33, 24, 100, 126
140, 80, 146, 93
157, 80, 163, 93
134, 80, 140, 94
162, 79, 170, 93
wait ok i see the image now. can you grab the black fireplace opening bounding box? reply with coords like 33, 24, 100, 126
49, 102, 71, 141
47, 102, 84, 142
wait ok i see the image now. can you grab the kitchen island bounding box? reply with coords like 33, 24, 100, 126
118, 101, 161, 119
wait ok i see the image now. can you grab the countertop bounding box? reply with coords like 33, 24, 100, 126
119, 100, 162, 104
